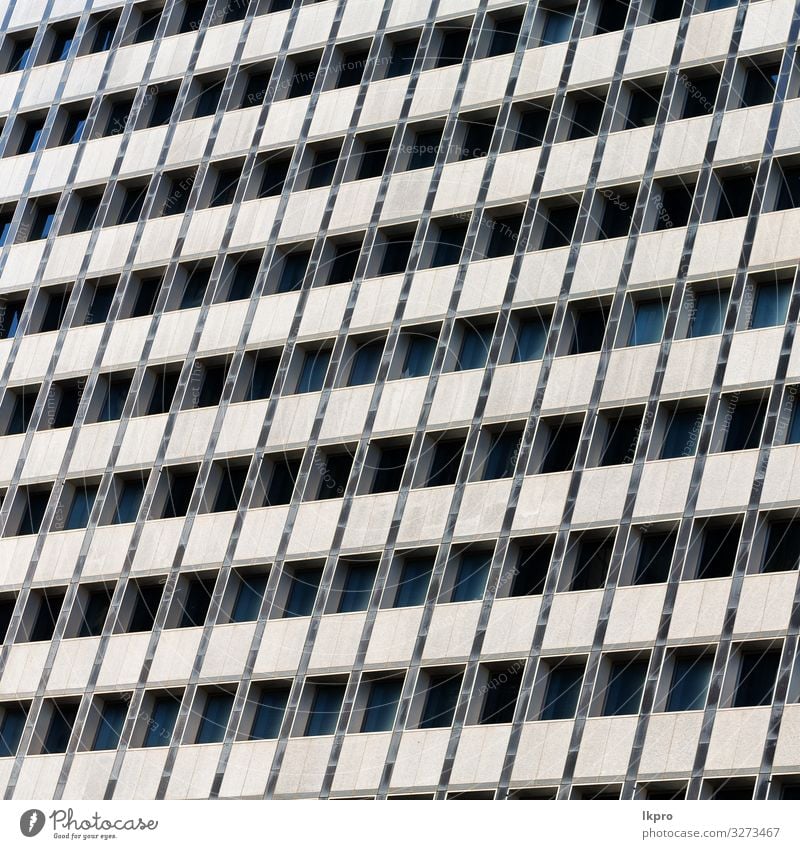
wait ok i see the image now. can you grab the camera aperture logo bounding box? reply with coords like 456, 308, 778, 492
18, 808, 158, 840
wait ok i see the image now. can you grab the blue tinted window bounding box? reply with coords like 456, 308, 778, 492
231, 574, 267, 622
603, 659, 647, 716
688, 289, 727, 337
451, 552, 490, 602
628, 298, 666, 346
751, 280, 791, 329
296, 350, 330, 393
338, 563, 376, 613
196, 692, 233, 744
394, 557, 433, 608
661, 407, 703, 459
0, 706, 26, 757
65, 486, 98, 530
250, 688, 289, 740
512, 316, 547, 362
284, 568, 322, 618
541, 8, 575, 45
361, 679, 402, 733
92, 700, 127, 750
348, 341, 382, 386
305, 684, 345, 736
667, 655, 712, 711
401, 334, 436, 378
143, 697, 179, 748
456, 325, 493, 371
540, 664, 583, 720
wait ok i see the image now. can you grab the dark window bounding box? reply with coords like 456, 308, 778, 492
89, 18, 117, 52
386, 38, 418, 78
210, 166, 241, 207
250, 688, 289, 740
195, 79, 222, 116
0, 704, 26, 757
408, 128, 442, 170
40, 289, 71, 333
128, 584, 163, 632
487, 15, 522, 57
147, 368, 180, 415
284, 567, 322, 617
541, 6, 575, 45
0, 211, 14, 248
570, 537, 612, 591
92, 700, 127, 750
483, 430, 521, 480
180, 0, 208, 34
714, 173, 754, 221
733, 649, 780, 707
195, 692, 233, 744
603, 658, 648, 716
29, 592, 64, 642
265, 458, 300, 506
77, 588, 111, 637
654, 182, 694, 230
223, 0, 250, 22
722, 397, 767, 452
338, 562, 377, 613
246, 352, 279, 400
540, 663, 584, 720
515, 103, 549, 150
196, 364, 227, 408
427, 438, 464, 487
651, 0, 683, 21
456, 324, 493, 370
379, 235, 412, 275
50, 31, 75, 62
296, 348, 330, 393
634, 531, 676, 585
161, 469, 197, 519
625, 85, 661, 129
277, 250, 310, 293
542, 203, 579, 249
29, 203, 58, 241
328, 241, 362, 284
480, 664, 522, 724
511, 315, 548, 362
317, 452, 353, 500
679, 71, 719, 119
371, 445, 409, 493
230, 573, 267, 622
65, 484, 98, 530
7, 389, 38, 435
420, 672, 462, 728
436, 28, 469, 68
774, 163, 800, 211
258, 155, 290, 198
8, 38, 34, 72
304, 683, 346, 736
227, 259, 260, 301
86, 283, 116, 325
459, 118, 494, 160
17, 489, 51, 535
42, 703, 78, 754
430, 223, 467, 267
451, 551, 491, 602
113, 478, 145, 525
212, 464, 247, 512
661, 407, 703, 460
697, 522, 740, 579
762, 520, 800, 573
595, 0, 627, 33
18, 119, 45, 154
511, 540, 552, 596
73, 194, 101, 232
132, 276, 162, 317
600, 412, 640, 466
628, 298, 667, 346
569, 304, 607, 354
598, 190, 635, 239
688, 288, 728, 337
361, 679, 402, 732
0, 600, 14, 644
569, 93, 604, 140
667, 655, 713, 711
740, 62, 780, 108
394, 557, 433, 608
308, 147, 339, 189
240, 69, 272, 108
348, 340, 383, 386
142, 696, 179, 747
135, 10, 162, 44
149, 91, 177, 127
162, 172, 195, 217
288, 60, 319, 98
105, 99, 133, 136
0, 297, 26, 340
337, 50, 369, 88
486, 213, 522, 257
356, 139, 390, 180
180, 266, 210, 309
61, 111, 87, 145
401, 332, 436, 378
178, 577, 214, 627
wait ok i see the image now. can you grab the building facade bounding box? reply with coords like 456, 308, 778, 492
0, 0, 799, 801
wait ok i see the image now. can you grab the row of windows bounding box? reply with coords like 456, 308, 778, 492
0, 637, 790, 762
2, 506, 798, 655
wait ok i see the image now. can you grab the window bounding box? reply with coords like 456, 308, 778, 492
541, 202, 579, 249
134, 9, 162, 44
486, 14, 522, 57
304, 683, 346, 736
239, 66, 272, 108
568, 302, 607, 354
316, 451, 353, 500
514, 101, 549, 150
178, 576, 214, 627
762, 519, 800, 573
92, 699, 127, 750
480, 664, 523, 724
511, 314, 548, 362
0, 704, 26, 757
455, 323, 493, 371
28, 202, 58, 241
713, 172, 754, 220
86, 282, 117, 325
230, 572, 267, 622
721, 395, 767, 452
370, 444, 409, 493
16, 488, 51, 536
435, 27, 470, 68
42, 702, 78, 754
77, 587, 111, 637
194, 78, 223, 118
161, 171, 195, 217
258, 153, 290, 197
541, 5, 575, 45
696, 520, 741, 579
596, 188, 636, 240
599, 410, 641, 466
348, 340, 383, 386
0, 599, 14, 643
633, 531, 676, 585
678, 69, 719, 119
245, 351, 279, 400
195, 691, 233, 744
17, 117, 45, 154
386, 37, 418, 78
128, 583, 163, 633
628, 298, 667, 346
379, 232, 413, 275
570, 536, 612, 591
773, 161, 800, 210
142, 695, 180, 748
146, 367, 180, 415
277, 250, 310, 293
195, 362, 228, 409
687, 287, 728, 337
595, 0, 627, 33
394, 556, 433, 608
652, 180, 694, 230
625, 83, 661, 129
458, 116, 495, 160
131, 275, 162, 317
226, 258, 260, 302
739, 62, 780, 108
209, 165, 241, 207
337, 49, 369, 88
7, 37, 34, 72
6, 388, 38, 435
450, 551, 491, 602
400, 331, 437, 378
602, 658, 648, 716
88, 17, 118, 52
327, 240, 362, 284
540, 661, 584, 720
667, 654, 713, 711
264, 457, 300, 506
750, 277, 791, 328
483, 429, 522, 480
148, 91, 177, 128
105, 98, 134, 136
180, 0, 208, 34
568, 91, 605, 140
361, 678, 402, 732
296, 349, 330, 393
660, 406, 703, 459
283, 566, 322, 618
61, 110, 87, 145
356, 138, 390, 180
28, 591, 64, 642
0, 296, 25, 340
250, 687, 289, 740
511, 539, 552, 596
65, 484, 98, 530
158, 468, 198, 519
338, 562, 377, 613
112, 477, 145, 525
430, 222, 468, 267
288, 59, 319, 98
733, 648, 780, 707
307, 146, 340, 189
485, 212, 522, 257
44, 380, 80, 423
0, 209, 14, 247
426, 437, 465, 487
71, 194, 102, 233
419, 672, 462, 728
407, 127, 442, 170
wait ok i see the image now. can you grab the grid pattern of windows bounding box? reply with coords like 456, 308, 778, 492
0, 0, 797, 804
